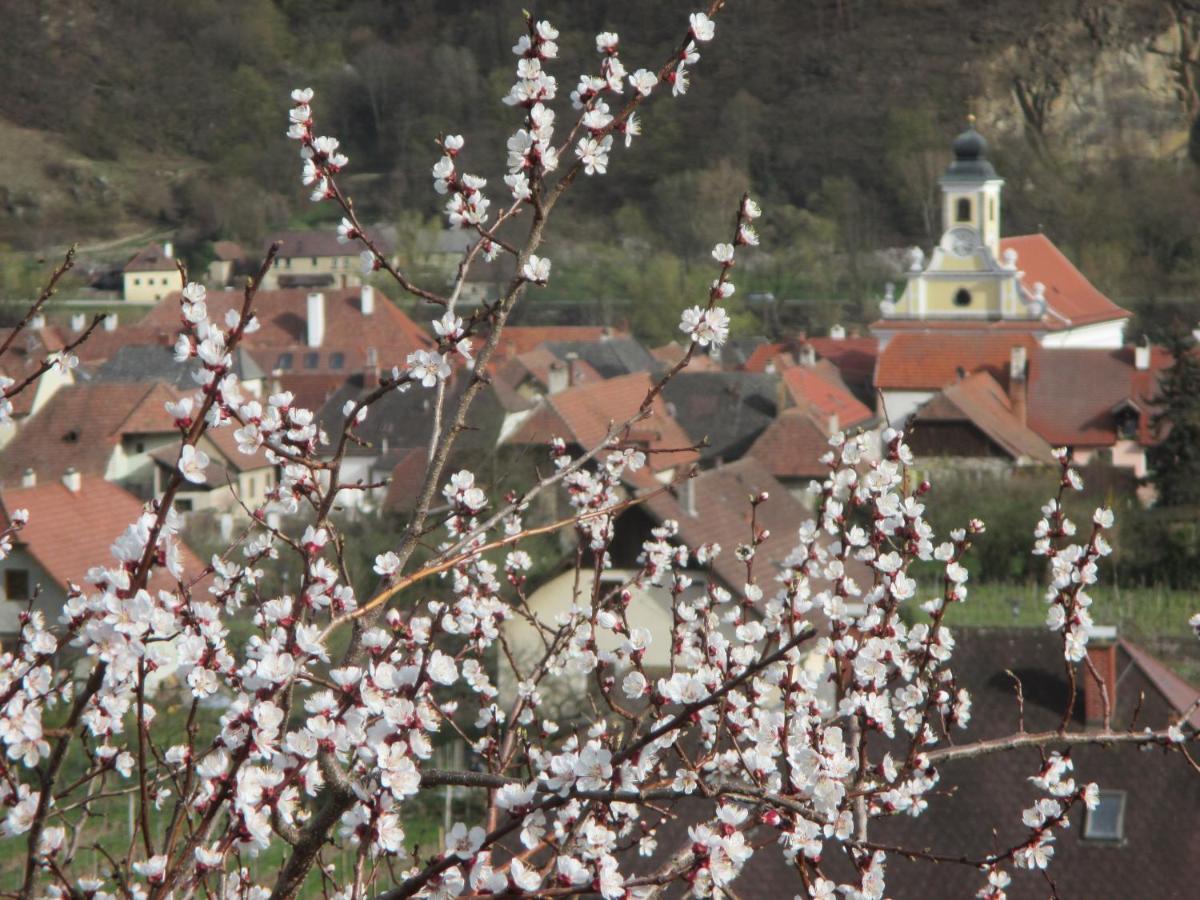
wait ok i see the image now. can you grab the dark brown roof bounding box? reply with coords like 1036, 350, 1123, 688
0, 382, 180, 483
267, 229, 392, 259
212, 240, 245, 262
912, 371, 1055, 463
381, 447, 431, 515
123, 243, 178, 273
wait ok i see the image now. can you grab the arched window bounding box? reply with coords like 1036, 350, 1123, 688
954, 288, 972, 307
956, 197, 971, 222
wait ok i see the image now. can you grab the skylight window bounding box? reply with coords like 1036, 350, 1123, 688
1084, 789, 1126, 842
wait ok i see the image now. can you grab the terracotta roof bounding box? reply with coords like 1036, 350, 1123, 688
1026, 345, 1169, 448
1000, 234, 1130, 327
0, 382, 180, 484
123, 243, 178, 273
138, 286, 432, 374
780, 366, 874, 429
911, 371, 1056, 463
650, 342, 723, 371
509, 372, 697, 474
71, 325, 166, 366
0, 479, 204, 594
500, 347, 602, 393
805, 336, 879, 386
874, 332, 1039, 391
492, 326, 626, 359
267, 229, 392, 259
746, 408, 833, 481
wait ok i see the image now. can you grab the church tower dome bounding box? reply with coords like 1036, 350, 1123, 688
944, 118, 997, 181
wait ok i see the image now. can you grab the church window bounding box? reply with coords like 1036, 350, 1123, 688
956, 197, 971, 222
954, 288, 972, 307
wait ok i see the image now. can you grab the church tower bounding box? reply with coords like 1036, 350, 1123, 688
882, 121, 1041, 323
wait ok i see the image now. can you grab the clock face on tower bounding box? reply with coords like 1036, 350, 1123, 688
947, 227, 977, 258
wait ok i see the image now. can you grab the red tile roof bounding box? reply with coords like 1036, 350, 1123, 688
746, 408, 833, 481
1000, 234, 1130, 328
381, 447, 431, 514
780, 366, 873, 429
492, 326, 626, 360
509, 372, 697, 474
0, 479, 204, 593
212, 240, 245, 261
912, 371, 1055, 463
1025, 345, 1170, 447
650, 342, 723, 371
0, 382, 180, 484
874, 332, 1039, 391
138, 286, 432, 374
805, 336, 879, 385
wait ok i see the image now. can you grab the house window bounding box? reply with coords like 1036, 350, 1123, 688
276, 352, 294, 370
134, 277, 142, 286
954, 288, 972, 307
330, 352, 345, 369
135, 441, 145, 454
304, 352, 320, 369
1084, 790, 1126, 842
956, 197, 971, 222
311, 257, 318, 266
175, 498, 193, 512
4, 569, 30, 601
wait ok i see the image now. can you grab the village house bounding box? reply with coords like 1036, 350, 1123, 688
0, 471, 204, 638
149, 426, 276, 515
258, 229, 394, 291
0, 381, 180, 497
122, 242, 180, 302
206, 240, 247, 288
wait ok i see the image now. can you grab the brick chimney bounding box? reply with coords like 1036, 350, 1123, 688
1083, 625, 1119, 726
1008, 345, 1028, 426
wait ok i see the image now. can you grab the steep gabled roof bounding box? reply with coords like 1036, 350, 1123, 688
746, 408, 834, 481
0, 382, 180, 483
493, 326, 626, 359
912, 371, 1056, 463
509, 372, 697, 474
1000, 234, 1130, 328
0, 479, 204, 594
123, 243, 178, 274
661, 372, 778, 463
780, 366, 874, 429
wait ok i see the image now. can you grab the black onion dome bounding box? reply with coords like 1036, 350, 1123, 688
943, 124, 997, 181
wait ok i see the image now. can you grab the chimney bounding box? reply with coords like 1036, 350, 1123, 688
364, 346, 379, 387
681, 477, 697, 517
565, 352, 580, 388
798, 344, 816, 368
104, 313, 118, 332
163, 241, 174, 259
69, 313, 86, 333
1082, 625, 1119, 726
360, 284, 375, 315
21, 467, 36, 488
829, 324, 846, 341
547, 361, 568, 395
30, 313, 46, 330
1009, 345, 1028, 425
62, 467, 81, 493
1134, 338, 1151, 371
306, 292, 326, 347
827, 412, 839, 435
